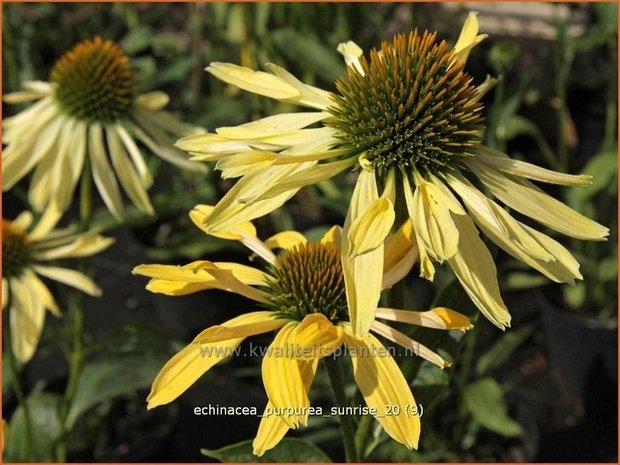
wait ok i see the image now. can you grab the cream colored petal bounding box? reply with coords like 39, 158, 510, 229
265, 63, 333, 109
135, 91, 169, 110
28, 203, 63, 241
475, 146, 592, 187
2, 278, 8, 309
337, 40, 364, 74
446, 172, 553, 261
260, 157, 356, 200
402, 175, 436, 280
447, 173, 581, 283
12, 212, 33, 231
189, 204, 257, 240
468, 158, 609, 240
9, 275, 46, 363
129, 120, 206, 172
201, 164, 302, 233
107, 126, 154, 214
411, 177, 460, 262
196, 314, 286, 343
447, 215, 511, 330
220, 112, 329, 137
453, 11, 487, 64
33, 233, 114, 261
133, 106, 202, 138
383, 219, 419, 289
116, 124, 153, 187
342, 169, 384, 336
253, 359, 318, 456
50, 117, 82, 211
370, 320, 449, 368
291, 314, 344, 359
32, 265, 101, 297
264, 231, 307, 251
204, 264, 270, 303
344, 326, 420, 449
375, 307, 473, 331
207, 62, 300, 100
89, 123, 124, 220
148, 311, 280, 409
262, 322, 309, 428
22, 269, 61, 317
321, 226, 342, 249
3, 106, 64, 191
347, 197, 395, 258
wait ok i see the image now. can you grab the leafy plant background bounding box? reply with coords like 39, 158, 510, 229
2, 2, 617, 462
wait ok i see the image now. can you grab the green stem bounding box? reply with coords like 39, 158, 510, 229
56, 165, 93, 461
324, 357, 358, 463
452, 326, 477, 448
554, 21, 571, 172
4, 320, 33, 459
354, 413, 374, 460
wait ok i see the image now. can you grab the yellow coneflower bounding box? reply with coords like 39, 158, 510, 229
176, 13, 608, 334
2, 208, 114, 362
133, 206, 472, 456
3, 37, 206, 220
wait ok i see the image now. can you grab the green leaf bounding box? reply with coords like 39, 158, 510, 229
476, 324, 535, 375
202, 438, 332, 463
563, 281, 586, 309
65, 325, 177, 428
5, 390, 62, 462
504, 271, 549, 290
271, 28, 345, 82
463, 378, 523, 437
567, 150, 617, 207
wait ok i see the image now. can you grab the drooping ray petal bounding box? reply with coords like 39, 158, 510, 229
148, 312, 284, 409
375, 307, 473, 331
344, 326, 420, 449
453, 12, 487, 64
262, 322, 310, 428
253, 359, 318, 456
446, 215, 511, 329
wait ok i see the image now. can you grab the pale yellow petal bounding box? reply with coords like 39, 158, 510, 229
291, 314, 344, 359
475, 146, 592, 187
402, 175, 435, 280
344, 326, 420, 449
116, 124, 153, 187
370, 320, 449, 368
253, 359, 318, 456
207, 62, 300, 100
107, 126, 154, 214
89, 123, 124, 220
453, 12, 487, 64
148, 311, 281, 409
33, 233, 114, 261
265, 63, 333, 109
135, 91, 169, 110
375, 307, 473, 331
262, 322, 309, 428
264, 231, 307, 251
337, 41, 364, 74
342, 169, 384, 336
32, 265, 102, 297
28, 203, 63, 241
447, 215, 511, 329
320, 226, 342, 249
23, 269, 61, 317
9, 275, 46, 363
347, 197, 395, 258
468, 158, 609, 240
383, 219, 419, 289
12, 212, 33, 231
189, 204, 257, 240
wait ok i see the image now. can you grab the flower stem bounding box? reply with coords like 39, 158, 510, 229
56, 164, 92, 461
4, 320, 33, 459
354, 413, 374, 460
324, 356, 358, 463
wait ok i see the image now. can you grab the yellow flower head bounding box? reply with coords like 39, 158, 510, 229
2, 207, 114, 362
3, 37, 206, 220
176, 12, 608, 334
133, 206, 473, 456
